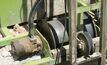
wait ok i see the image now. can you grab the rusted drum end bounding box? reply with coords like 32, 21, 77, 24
11, 36, 43, 57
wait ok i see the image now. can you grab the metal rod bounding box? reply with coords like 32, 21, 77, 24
49, 0, 54, 17
67, 0, 77, 65
100, 0, 107, 65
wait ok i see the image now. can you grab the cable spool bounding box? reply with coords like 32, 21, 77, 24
77, 31, 94, 58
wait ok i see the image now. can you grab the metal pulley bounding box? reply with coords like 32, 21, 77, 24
37, 19, 68, 49
48, 19, 68, 44
77, 31, 94, 58
37, 20, 56, 49
11, 36, 43, 57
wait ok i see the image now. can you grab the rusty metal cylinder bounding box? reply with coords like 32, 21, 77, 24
11, 36, 43, 57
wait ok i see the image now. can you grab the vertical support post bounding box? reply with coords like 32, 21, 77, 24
100, 0, 107, 65
67, 0, 77, 65
37, 0, 45, 20
22, 0, 28, 22
49, 0, 54, 17
77, 13, 83, 31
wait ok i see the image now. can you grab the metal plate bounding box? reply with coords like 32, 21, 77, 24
85, 24, 94, 37
84, 12, 97, 38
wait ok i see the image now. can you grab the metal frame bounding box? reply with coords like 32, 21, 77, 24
21, 0, 107, 65
68, 0, 107, 65
67, 0, 77, 65
0, 0, 106, 65
100, 0, 107, 65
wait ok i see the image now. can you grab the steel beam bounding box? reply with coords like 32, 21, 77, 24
100, 0, 107, 65
67, 0, 77, 65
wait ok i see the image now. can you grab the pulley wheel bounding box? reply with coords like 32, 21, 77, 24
37, 21, 56, 49
77, 31, 94, 58
48, 19, 68, 44
37, 19, 68, 49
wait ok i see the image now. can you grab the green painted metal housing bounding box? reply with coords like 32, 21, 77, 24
0, 0, 23, 27
0, 0, 28, 46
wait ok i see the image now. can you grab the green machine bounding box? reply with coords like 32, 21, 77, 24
0, 0, 54, 65
0, 0, 101, 65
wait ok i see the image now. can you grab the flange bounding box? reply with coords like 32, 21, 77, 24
77, 31, 94, 58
